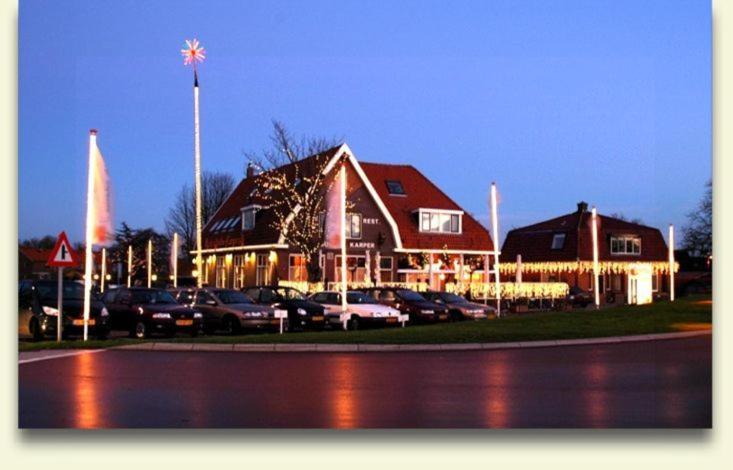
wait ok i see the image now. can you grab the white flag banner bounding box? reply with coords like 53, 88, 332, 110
323, 168, 344, 250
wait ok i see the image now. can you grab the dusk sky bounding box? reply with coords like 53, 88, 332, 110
19, 0, 710, 244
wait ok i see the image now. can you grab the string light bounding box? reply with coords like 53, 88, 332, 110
498, 261, 679, 276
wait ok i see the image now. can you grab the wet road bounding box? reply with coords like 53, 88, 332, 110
19, 336, 711, 428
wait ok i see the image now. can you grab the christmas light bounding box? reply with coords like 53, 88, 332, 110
181, 39, 206, 66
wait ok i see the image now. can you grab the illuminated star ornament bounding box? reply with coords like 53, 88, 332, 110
181, 38, 206, 67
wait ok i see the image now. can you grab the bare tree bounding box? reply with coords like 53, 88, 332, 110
683, 180, 712, 257
20, 235, 57, 249
245, 121, 342, 282
165, 171, 236, 254
608, 212, 644, 225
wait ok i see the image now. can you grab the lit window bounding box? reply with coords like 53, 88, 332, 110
345, 213, 362, 239
418, 209, 462, 234
386, 180, 405, 195
551, 233, 566, 250
610, 236, 641, 255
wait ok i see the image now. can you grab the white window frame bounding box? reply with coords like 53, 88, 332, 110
416, 208, 463, 235
288, 254, 308, 282
233, 254, 246, 289
256, 254, 270, 285
345, 213, 362, 240
241, 205, 261, 231
551, 233, 566, 250
610, 235, 642, 255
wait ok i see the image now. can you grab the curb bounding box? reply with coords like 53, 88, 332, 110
110, 329, 711, 353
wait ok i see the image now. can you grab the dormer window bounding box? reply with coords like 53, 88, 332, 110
386, 180, 405, 195
551, 233, 566, 250
610, 235, 641, 255
241, 205, 261, 231
416, 208, 462, 234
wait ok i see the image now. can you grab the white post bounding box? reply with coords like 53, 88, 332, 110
459, 254, 464, 293
340, 164, 348, 331
428, 252, 434, 291
127, 245, 132, 287
193, 71, 204, 288
516, 254, 523, 286
591, 206, 600, 309
490, 182, 501, 317
57, 267, 63, 342
82, 129, 97, 341
669, 224, 675, 302
101, 248, 107, 293
147, 239, 153, 288
173, 232, 179, 288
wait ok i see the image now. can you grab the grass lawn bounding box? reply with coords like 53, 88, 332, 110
19, 295, 711, 351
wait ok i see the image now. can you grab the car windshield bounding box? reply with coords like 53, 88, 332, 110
276, 287, 306, 300
440, 293, 469, 304
35, 281, 85, 301
346, 292, 376, 304
214, 290, 253, 304
131, 290, 177, 305
397, 290, 426, 302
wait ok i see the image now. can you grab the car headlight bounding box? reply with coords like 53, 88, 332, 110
152, 312, 172, 319
42, 306, 59, 316
193, 312, 203, 319
297, 308, 307, 316
100, 307, 109, 317
420, 309, 434, 314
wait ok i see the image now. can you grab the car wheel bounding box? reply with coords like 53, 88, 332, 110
29, 318, 43, 342
134, 321, 147, 339
348, 315, 360, 331
449, 311, 463, 322
223, 316, 240, 335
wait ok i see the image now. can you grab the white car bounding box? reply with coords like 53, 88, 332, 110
309, 291, 408, 330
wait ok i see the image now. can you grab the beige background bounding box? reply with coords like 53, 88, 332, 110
1, 0, 730, 468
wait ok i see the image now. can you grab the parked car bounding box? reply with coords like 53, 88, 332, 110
422, 291, 494, 321
567, 285, 594, 308
360, 287, 449, 323
309, 290, 405, 330
174, 287, 284, 334
243, 286, 326, 331
101, 287, 203, 338
19, 280, 110, 341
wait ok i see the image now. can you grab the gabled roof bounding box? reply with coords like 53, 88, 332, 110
500, 204, 668, 263
19, 247, 53, 263
202, 144, 493, 253
359, 162, 492, 252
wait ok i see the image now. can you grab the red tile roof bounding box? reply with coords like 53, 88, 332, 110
359, 162, 493, 252
19, 247, 53, 263
500, 205, 668, 263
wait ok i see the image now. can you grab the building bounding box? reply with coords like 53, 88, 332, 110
499, 202, 675, 304
18, 247, 54, 280
200, 143, 495, 291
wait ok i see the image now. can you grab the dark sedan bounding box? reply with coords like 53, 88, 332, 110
101, 287, 203, 338
243, 286, 326, 331
360, 287, 449, 323
174, 288, 284, 334
422, 291, 495, 321
19, 280, 110, 341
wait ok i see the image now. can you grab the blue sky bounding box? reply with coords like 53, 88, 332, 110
19, 0, 711, 244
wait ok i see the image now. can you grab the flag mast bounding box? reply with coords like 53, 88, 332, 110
82, 129, 98, 341
182, 39, 206, 288
340, 163, 348, 331
490, 182, 501, 318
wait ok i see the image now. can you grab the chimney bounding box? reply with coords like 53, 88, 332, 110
577, 201, 588, 213
246, 163, 255, 179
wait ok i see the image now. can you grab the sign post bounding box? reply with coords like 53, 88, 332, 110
47, 232, 80, 342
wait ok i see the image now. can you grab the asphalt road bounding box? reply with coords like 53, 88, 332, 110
18, 336, 711, 428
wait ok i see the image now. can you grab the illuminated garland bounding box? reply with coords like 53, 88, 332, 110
446, 282, 570, 300
498, 261, 679, 276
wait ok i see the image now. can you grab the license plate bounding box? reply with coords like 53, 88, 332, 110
270, 319, 281, 325
386, 317, 397, 323
438, 315, 447, 320
176, 319, 193, 326
72, 319, 95, 326
311, 316, 324, 322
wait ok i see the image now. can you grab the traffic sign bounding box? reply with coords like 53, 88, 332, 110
47, 231, 79, 267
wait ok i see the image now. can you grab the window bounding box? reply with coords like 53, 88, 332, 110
551, 233, 566, 250
379, 256, 393, 282
386, 180, 405, 195
289, 254, 307, 282
215, 257, 227, 288
256, 254, 270, 286
242, 206, 259, 231
345, 213, 362, 239
610, 236, 641, 255
418, 209, 462, 234
652, 273, 659, 292
233, 254, 246, 289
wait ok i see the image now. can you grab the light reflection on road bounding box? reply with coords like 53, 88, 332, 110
329, 355, 359, 429
484, 353, 510, 428
73, 352, 102, 429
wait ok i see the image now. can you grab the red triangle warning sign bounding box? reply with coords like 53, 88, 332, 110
47, 231, 79, 267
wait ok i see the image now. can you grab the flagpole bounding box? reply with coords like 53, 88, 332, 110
82, 130, 98, 341
147, 239, 153, 288
340, 164, 348, 331
173, 232, 179, 288
127, 245, 132, 287
101, 248, 107, 293
669, 224, 675, 302
591, 206, 600, 309
490, 182, 501, 318
193, 69, 204, 288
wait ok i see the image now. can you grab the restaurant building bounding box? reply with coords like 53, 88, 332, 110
199, 143, 495, 291
499, 202, 675, 304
